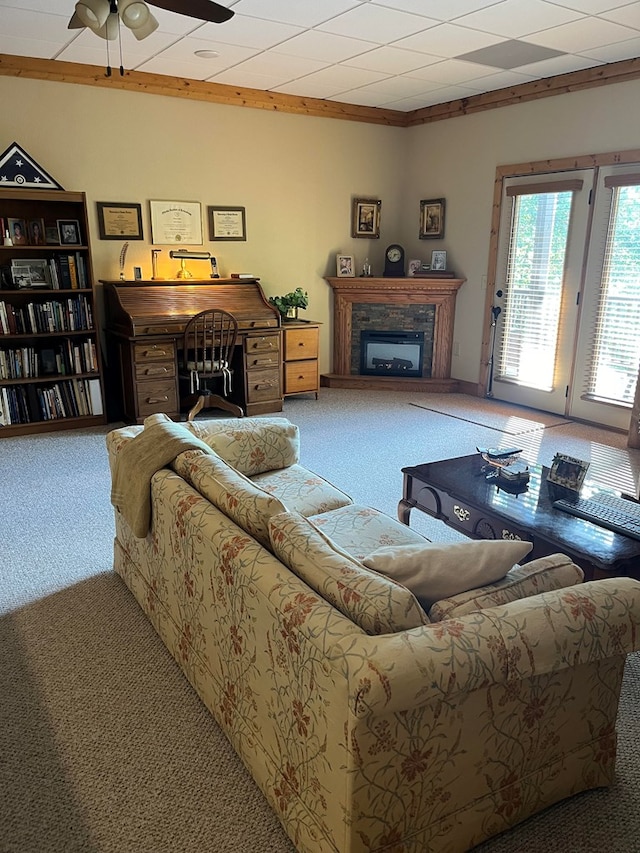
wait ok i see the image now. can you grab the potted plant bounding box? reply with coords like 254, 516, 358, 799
268, 287, 309, 320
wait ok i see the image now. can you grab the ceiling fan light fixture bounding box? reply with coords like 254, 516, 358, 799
74, 0, 111, 30
119, 0, 159, 39
93, 12, 120, 40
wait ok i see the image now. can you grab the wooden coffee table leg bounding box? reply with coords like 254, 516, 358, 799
398, 499, 413, 525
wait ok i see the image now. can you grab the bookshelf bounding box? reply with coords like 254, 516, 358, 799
0, 188, 106, 435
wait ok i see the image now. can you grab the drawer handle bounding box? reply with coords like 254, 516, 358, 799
298, 342, 306, 347
144, 367, 168, 375
147, 396, 169, 404
453, 505, 470, 522
254, 382, 275, 390
142, 349, 168, 357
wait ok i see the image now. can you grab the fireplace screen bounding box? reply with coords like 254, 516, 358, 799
360, 330, 424, 377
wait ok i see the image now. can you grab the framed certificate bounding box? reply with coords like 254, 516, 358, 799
208, 206, 246, 241
150, 200, 203, 245
96, 202, 143, 240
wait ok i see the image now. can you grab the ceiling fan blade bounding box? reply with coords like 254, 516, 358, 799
146, 0, 234, 24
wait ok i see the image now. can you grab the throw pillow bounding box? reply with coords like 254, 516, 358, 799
173, 450, 286, 549
362, 539, 533, 609
269, 510, 429, 635
186, 417, 300, 475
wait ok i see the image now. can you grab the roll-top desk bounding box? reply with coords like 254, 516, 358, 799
103, 278, 283, 423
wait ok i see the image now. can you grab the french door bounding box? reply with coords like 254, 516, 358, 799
492, 165, 640, 430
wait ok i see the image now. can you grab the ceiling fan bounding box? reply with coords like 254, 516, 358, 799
68, 0, 234, 41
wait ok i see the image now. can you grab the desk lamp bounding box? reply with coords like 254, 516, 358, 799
169, 250, 211, 279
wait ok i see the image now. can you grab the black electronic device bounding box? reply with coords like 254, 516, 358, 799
477, 446, 523, 459
383, 244, 405, 277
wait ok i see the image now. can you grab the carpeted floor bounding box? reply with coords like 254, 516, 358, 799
2, 389, 639, 852
410, 395, 572, 434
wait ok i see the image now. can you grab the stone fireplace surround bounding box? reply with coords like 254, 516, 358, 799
322, 276, 465, 391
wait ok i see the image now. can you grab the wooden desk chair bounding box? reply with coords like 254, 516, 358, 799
180, 309, 244, 421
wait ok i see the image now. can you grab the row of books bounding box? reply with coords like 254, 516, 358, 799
0, 295, 94, 335
6, 253, 88, 290
0, 338, 98, 380
0, 377, 103, 426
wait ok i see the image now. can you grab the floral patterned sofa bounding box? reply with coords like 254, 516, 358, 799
107, 415, 640, 853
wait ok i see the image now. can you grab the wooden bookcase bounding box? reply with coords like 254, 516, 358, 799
0, 188, 106, 435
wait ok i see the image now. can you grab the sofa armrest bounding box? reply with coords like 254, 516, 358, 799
330, 577, 640, 716
428, 553, 584, 621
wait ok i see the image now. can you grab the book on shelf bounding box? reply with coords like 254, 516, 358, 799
87, 378, 103, 415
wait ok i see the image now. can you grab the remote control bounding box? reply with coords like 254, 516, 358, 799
477, 446, 523, 459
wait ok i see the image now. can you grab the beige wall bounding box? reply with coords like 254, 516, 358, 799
4, 74, 640, 382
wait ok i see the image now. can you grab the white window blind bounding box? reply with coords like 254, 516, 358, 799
496, 182, 580, 391
584, 177, 640, 406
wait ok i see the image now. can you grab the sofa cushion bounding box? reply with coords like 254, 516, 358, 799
363, 539, 532, 610
173, 450, 286, 549
269, 510, 429, 635
186, 417, 299, 475
428, 553, 584, 621
308, 503, 429, 561
253, 464, 352, 516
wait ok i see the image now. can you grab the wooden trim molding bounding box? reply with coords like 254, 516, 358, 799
2, 52, 640, 127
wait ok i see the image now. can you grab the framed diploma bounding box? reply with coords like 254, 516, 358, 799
96, 202, 143, 240
150, 200, 203, 245
208, 206, 247, 241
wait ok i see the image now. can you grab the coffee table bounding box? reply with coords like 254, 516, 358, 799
399, 454, 640, 582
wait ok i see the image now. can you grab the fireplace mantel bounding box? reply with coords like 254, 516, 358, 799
322, 276, 465, 391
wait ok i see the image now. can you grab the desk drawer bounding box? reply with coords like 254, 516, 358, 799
246, 367, 281, 403
136, 379, 178, 417
284, 360, 317, 394
245, 334, 280, 355
284, 327, 318, 361
246, 352, 279, 369
134, 360, 175, 380
134, 342, 176, 362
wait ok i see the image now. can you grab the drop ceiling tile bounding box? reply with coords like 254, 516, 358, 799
1, 6, 70, 41
527, 16, 639, 52
394, 23, 503, 57
58, 27, 182, 65
455, 0, 584, 39
208, 68, 292, 89
383, 84, 479, 109
372, 0, 501, 21
550, 0, 637, 13
342, 45, 443, 74
290, 64, 388, 92
317, 4, 440, 43
140, 36, 258, 67
598, 2, 640, 29
135, 56, 220, 79
1, 0, 69, 12
230, 0, 363, 28
457, 68, 537, 90
407, 58, 498, 84
515, 52, 602, 77
581, 34, 640, 62
223, 52, 329, 79
346, 75, 439, 97
195, 13, 304, 49
0, 33, 69, 59
272, 78, 361, 99
271, 30, 373, 62
456, 39, 565, 68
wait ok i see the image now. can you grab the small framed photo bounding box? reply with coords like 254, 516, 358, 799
28, 218, 45, 245
45, 223, 60, 245
420, 198, 445, 240
547, 453, 589, 492
57, 219, 81, 245
7, 218, 27, 246
407, 258, 422, 277
351, 197, 381, 239
96, 202, 143, 240
431, 250, 447, 271
336, 254, 355, 277
208, 206, 246, 241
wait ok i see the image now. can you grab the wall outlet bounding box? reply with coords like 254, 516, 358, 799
453, 341, 460, 357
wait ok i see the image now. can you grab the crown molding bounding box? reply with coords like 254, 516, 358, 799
2, 53, 640, 128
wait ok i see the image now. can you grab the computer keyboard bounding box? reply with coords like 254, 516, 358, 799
553, 490, 640, 541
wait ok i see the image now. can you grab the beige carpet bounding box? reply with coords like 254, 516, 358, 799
410, 394, 572, 435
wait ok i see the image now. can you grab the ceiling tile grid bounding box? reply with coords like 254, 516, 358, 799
1, 0, 640, 110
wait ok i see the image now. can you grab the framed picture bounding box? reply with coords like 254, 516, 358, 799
96, 202, 143, 240
7, 218, 27, 246
44, 223, 60, 245
407, 258, 422, 277
420, 198, 445, 239
351, 197, 381, 238
57, 219, 81, 245
208, 206, 246, 241
547, 453, 589, 492
10, 258, 50, 288
27, 218, 45, 245
431, 250, 447, 271
336, 254, 355, 277
150, 200, 202, 245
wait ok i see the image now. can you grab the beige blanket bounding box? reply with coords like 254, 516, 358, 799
110, 413, 213, 538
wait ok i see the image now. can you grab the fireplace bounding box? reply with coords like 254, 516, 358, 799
360, 330, 425, 378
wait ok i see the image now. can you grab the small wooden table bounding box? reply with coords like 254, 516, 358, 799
399, 454, 640, 582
